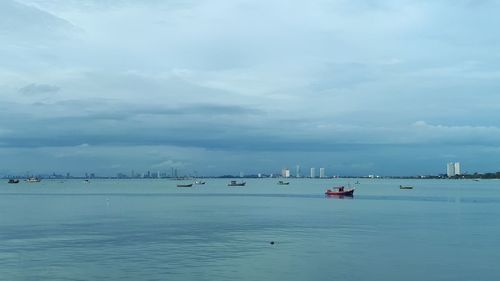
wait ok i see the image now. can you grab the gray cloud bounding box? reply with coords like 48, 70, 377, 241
2, 0, 500, 176
0, 0, 79, 43
19, 83, 60, 96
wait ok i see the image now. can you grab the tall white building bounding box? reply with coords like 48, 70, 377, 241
447, 162, 461, 177
282, 168, 290, 178
310, 168, 316, 178
447, 163, 454, 177
454, 162, 461, 175
319, 168, 325, 178
296, 165, 301, 178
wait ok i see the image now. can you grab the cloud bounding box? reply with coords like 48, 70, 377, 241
0, 0, 79, 43
151, 160, 185, 168
411, 121, 500, 145
1, 0, 500, 175
19, 83, 60, 96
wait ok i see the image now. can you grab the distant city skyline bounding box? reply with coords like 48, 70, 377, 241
9, 160, 500, 179
2, 1, 500, 176
0, 159, 485, 178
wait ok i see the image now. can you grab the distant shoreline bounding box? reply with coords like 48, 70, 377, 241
1, 175, 495, 180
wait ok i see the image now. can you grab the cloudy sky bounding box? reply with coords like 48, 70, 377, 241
1, 0, 500, 176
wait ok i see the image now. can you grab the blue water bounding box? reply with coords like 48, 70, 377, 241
1, 178, 499, 280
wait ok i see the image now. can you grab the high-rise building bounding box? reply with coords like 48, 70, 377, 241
319, 168, 325, 178
447, 162, 454, 177
447, 162, 461, 177
454, 162, 461, 175
310, 168, 316, 178
296, 165, 301, 178
281, 168, 290, 178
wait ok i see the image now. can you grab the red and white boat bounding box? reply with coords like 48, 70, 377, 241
325, 186, 355, 196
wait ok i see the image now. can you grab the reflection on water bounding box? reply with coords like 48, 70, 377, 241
1, 178, 500, 280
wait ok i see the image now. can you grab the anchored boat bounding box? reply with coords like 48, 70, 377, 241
325, 186, 354, 196
25, 177, 41, 183
228, 180, 246, 186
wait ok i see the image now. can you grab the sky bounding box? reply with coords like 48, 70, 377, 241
1, 0, 500, 177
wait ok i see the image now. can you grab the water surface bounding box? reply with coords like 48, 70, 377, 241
1, 178, 499, 280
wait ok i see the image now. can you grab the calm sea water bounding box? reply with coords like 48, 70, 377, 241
1, 178, 500, 280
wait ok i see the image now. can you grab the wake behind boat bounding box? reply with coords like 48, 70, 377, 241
228, 180, 246, 187
325, 186, 354, 196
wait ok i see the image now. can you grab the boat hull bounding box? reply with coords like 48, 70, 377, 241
177, 184, 193, 187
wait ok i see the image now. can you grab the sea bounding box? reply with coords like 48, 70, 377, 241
1, 178, 500, 281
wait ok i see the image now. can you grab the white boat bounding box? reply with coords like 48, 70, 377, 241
228, 180, 246, 186
25, 177, 41, 183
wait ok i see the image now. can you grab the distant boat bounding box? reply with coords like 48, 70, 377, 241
228, 180, 246, 186
25, 177, 41, 183
325, 186, 354, 196
277, 180, 290, 185
473, 179, 480, 182
177, 183, 193, 187
84, 179, 90, 183
399, 185, 413, 189
8, 179, 19, 184
194, 181, 206, 185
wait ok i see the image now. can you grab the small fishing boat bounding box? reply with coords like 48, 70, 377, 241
228, 180, 246, 186
325, 186, 354, 196
277, 180, 290, 185
399, 185, 413, 189
8, 179, 20, 184
177, 183, 193, 187
194, 181, 206, 185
